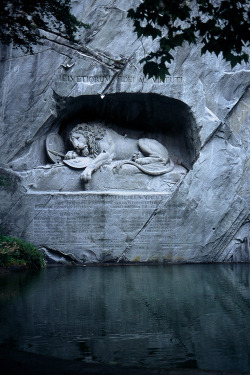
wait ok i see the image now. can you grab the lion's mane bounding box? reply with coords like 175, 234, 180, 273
69, 124, 106, 157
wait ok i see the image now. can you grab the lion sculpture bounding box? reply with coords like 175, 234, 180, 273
64, 124, 174, 182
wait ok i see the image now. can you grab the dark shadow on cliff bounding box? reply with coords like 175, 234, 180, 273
54, 92, 200, 170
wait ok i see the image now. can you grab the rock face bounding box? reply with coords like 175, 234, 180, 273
0, 0, 249, 264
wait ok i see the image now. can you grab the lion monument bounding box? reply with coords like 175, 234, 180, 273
64, 123, 174, 182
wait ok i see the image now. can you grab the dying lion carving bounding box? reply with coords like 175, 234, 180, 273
64, 124, 174, 182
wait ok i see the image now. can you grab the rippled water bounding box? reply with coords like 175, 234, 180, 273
0, 264, 250, 371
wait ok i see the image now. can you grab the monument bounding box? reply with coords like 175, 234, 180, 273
0, 0, 249, 263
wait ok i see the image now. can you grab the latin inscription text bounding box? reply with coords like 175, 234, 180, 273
57, 74, 183, 84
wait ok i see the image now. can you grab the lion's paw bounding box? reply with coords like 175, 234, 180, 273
81, 169, 92, 182
112, 161, 123, 174
65, 151, 77, 160
131, 152, 140, 161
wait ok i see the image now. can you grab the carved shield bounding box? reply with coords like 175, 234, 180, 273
63, 157, 92, 169
46, 133, 65, 163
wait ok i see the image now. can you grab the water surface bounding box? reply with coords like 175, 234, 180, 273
0, 264, 250, 371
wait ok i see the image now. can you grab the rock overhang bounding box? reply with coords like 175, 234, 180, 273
55, 92, 200, 170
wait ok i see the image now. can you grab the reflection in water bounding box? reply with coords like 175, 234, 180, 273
0, 269, 41, 302
0, 264, 250, 371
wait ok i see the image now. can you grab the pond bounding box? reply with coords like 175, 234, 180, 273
0, 264, 250, 371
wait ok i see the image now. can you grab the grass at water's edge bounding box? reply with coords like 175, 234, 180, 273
0, 234, 45, 270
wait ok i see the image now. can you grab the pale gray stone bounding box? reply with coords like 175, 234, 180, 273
63, 123, 176, 182
0, 0, 249, 263
46, 133, 66, 163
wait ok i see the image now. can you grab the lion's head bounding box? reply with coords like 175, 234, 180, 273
69, 124, 106, 157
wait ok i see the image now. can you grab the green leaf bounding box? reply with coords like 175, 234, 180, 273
128, 0, 250, 80
161, 51, 174, 64
143, 61, 170, 80
143, 61, 160, 79
127, 8, 136, 19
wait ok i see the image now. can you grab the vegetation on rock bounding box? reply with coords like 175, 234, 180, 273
0, 0, 249, 80
128, 0, 250, 80
0, 0, 89, 53
0, 234, 45, 269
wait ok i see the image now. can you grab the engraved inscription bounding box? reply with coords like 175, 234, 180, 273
57, 74, 182, 84
30, 194, 170, 251
23, 193, 200, 260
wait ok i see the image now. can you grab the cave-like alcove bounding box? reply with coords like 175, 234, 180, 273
54, 92, 200, 169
